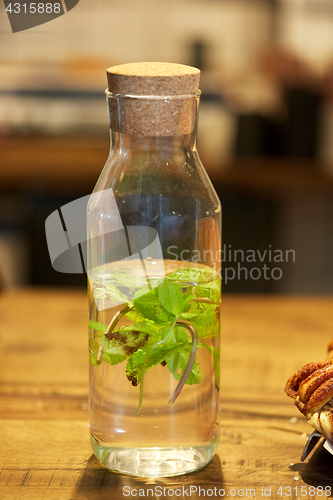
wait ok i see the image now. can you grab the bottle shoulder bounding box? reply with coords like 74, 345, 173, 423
89, 148, 220, 209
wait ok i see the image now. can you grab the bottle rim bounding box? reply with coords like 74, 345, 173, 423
105, 89, 201, 100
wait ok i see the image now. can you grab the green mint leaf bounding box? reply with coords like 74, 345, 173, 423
125, 309, 146, 323
124, 313, 163, 341
102, 351, 128, 365
166, 346, 202, 385
92, 282, 128, 304
92, 326, 151, 367
130, 322, 161, 339
157, 280, 190, 317
166, 267, 215, 284
104, 327, 150, 356
181, 291, 194, 312
99, 334, 125, 355
132, 289, 171, 325
158, 323, 177, 345
89, 320, 107, 334
180, 312, 199, 321
126, 343, 187, 386
154, 325, 202, 386
194, 278, 221, 303
194, 307, 218, 339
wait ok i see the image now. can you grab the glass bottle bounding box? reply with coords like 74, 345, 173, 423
87, 62, 221, 477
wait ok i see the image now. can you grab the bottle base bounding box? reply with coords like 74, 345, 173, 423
90, 435, 219, 477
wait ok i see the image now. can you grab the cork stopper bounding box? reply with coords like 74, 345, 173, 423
106, 62, 200, 136
107, 62, 200, 96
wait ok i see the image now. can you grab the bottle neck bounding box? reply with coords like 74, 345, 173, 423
110, 132, 196, 155
106, 92, 200, 155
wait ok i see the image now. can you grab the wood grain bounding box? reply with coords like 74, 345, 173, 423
1, 289, 333, 499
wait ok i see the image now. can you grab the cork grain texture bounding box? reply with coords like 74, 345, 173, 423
106, 62, 200, 136
106, 62, 200, 96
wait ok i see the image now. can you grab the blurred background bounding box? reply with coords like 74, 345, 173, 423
0, 0, 333, 294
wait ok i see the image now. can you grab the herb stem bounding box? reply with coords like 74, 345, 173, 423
191, 298, 218, 305
156, 317, 177, 347
97, 346, 104, 365
168, 320, 198, 404
104, 304, 133, 338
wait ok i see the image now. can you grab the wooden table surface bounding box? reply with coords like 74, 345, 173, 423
1, 289, 333, 499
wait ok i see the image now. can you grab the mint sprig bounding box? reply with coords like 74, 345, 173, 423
89, 269, 220, 414
157, 281, 193, 317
